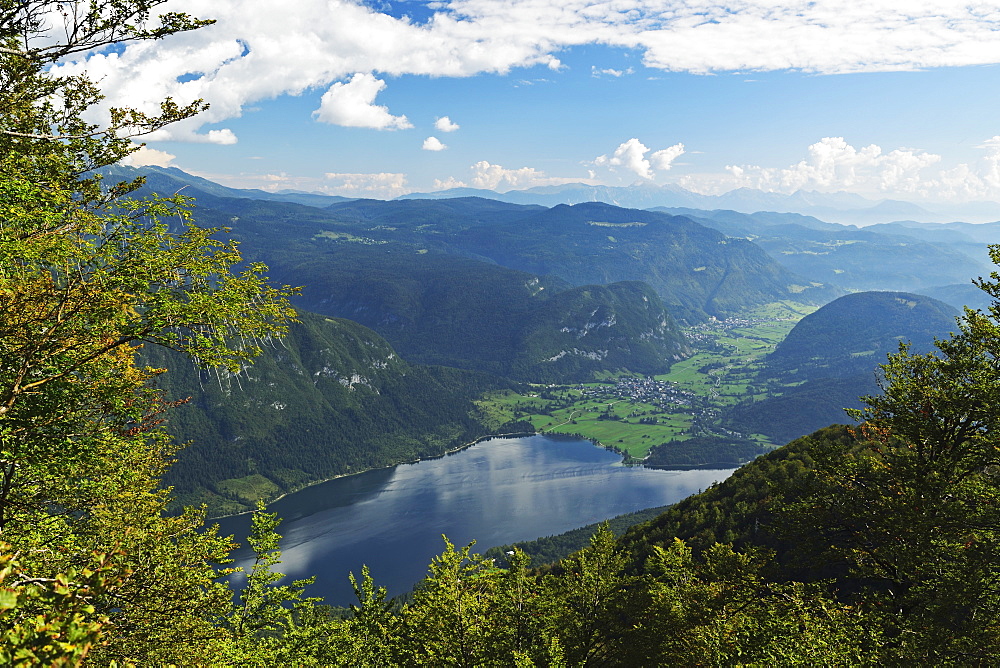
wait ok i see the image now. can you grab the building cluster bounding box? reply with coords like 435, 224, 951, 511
581, 377, 697, 410
684, 313, 795, 345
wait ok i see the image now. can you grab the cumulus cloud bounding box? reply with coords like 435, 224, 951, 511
692, 137, 941, 195
651, 144, 686, 171
51, 1, 1000, 142
435, 116, 460, 132
471, 161, 549, 190
314, 73, 412, 129
935, 137, 1000, 201
122, 145, 177, 167
595, 139, 685, 180
468, 161, 590, 191
323, 171, 410, 198
422, 136, 447, 151
434, 176, 468, 190
674, 136, 1000, 202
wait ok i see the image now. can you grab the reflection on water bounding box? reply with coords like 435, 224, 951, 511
216, 435, 735, 605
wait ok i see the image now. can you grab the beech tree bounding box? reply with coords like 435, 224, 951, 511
783, 245, 1000, 663
0, 1, 296, 662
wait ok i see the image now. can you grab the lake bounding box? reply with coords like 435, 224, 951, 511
216, 434, 736, 605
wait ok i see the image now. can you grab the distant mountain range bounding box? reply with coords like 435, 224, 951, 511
122, 165, 1000, 225
668, 209, 991, 294
401, 182, 1000, 226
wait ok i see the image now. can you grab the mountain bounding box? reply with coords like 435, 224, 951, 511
869, 219, 1000, 245
671, 211, 989, 293
619, 424, 855, 571
116, 176, 694, 380
403, 181, 989, 224
261, 244, 689, 381
652, 207, 850, 234
766, 291, 959, 379
120, 165, 1000, 225
723, 292, 959, 444
442, 201, 838, 322
150, 311, 515, 516
920, 283, 994, 312
105, 165, 355, 208
123, 169, 832, 327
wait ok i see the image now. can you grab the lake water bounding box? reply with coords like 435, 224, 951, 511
216, 434, 735, 605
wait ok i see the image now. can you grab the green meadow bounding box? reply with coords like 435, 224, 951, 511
478, 301, 817, 458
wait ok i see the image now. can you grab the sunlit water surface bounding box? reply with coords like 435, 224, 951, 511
216, 435, 735, 605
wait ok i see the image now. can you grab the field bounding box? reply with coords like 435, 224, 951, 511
477, 301, 817, 459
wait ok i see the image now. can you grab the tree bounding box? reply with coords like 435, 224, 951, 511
540, 524, 638, 665
230, 501, 317, 639
0, 1, 296, 662
783, 245, 1000, 662
400, 538, 500, 666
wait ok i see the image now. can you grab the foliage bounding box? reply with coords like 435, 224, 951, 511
0, 546, 114, 666
778, 245, 1000, 662
0, 1, 294, 663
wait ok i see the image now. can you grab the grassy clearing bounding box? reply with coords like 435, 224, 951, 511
214, 474, 281, 505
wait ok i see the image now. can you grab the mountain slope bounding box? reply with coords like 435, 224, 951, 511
151, 311, 513, 516
263, 244, 689, 381
123, 169, 836, 326
666, 209, 989, 294
766, 291, 959, 379
447, 201, 838, 322
723, 292, 959, 444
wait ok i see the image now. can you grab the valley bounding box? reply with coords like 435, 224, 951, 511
477, 301, 817, 462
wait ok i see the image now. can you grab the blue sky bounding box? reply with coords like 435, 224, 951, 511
57, 1, 1000, 203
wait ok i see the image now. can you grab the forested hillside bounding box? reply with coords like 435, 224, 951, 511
122, 166, 838, 325
722, 291, 960, 444
148, 311, 513, 516
256, 244, 689, 380
448, 201, 838, 321
766, 290, 959, 378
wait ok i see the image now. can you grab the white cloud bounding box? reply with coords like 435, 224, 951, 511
595, 138, 653, 179
594, 139, 685, 180
423, 136, 447, 151
694, 137, 941, 195
471, 161, 548, 190
434, 176, 468, 190
469, 161, 589, 190
53, 1, 1000, 142
122, 145, 177, 167
435, 116, 460, 132
313, 73, 412, 130
650, 143, 685, 171
935, 136, 1000, 201
591, 67, 633, 77
323, 172, 410, 198
675, 136, 1000, 202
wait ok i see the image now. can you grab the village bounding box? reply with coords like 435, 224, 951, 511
578, 376, 699, 411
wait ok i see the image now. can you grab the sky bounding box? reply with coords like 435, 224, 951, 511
52, 1, 1000, 204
